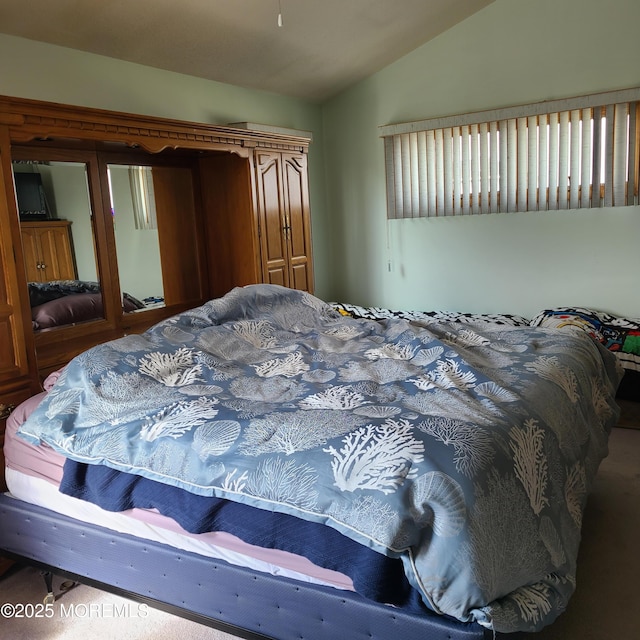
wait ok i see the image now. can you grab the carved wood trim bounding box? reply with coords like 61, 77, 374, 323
0, 95, 310, 155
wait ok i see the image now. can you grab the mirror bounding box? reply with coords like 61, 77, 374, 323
107, 164, 165, 312
13, 148, 203, 338
108, 161, 202, 314
13, 160, 103, 332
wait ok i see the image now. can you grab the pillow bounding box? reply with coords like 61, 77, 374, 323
530, 307, 640, 372
28, 279, 101, 307
32, 292, 103, 330
32, 291, 146, 329
123, 292, 146, 311
331, 303, 529, 326
43, 368, 64, 391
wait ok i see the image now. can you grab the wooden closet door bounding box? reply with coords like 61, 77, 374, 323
255, 151, 289, 288
255, 151, 314, 293
0, 127, 38, 431
282, 152, 313, 293
20, 221, 77, 282
37, 223, 76, 281
19, 227, 41, 282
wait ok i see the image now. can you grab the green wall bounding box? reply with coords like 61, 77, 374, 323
322, 0, 640, 318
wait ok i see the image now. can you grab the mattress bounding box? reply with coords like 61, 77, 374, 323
3, 393, 354, 592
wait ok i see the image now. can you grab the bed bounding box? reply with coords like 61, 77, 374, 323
0, 284, 625, 639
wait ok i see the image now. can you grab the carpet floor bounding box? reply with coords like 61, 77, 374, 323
516, 424, 640, 640
1, 426, 638, 640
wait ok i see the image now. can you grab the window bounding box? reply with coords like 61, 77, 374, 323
381, 88, 640, 218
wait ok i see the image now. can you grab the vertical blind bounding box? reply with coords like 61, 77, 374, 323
380, 88, 640, 219
129, 165, 158, 230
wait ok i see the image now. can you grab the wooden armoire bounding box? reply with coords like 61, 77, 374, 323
20, 220, 77, 282
0, 95, 314, 482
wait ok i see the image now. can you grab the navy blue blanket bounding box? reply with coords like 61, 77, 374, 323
61, 458, 427, 614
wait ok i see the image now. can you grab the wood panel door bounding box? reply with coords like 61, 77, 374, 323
0, 126, 38, 412
255, 151, 313, 293
20, 221, 77, 282
282, 152, 313, 293
255, 151, 287, 287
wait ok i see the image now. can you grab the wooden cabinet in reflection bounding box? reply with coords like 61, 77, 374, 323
20, 220, 77, 283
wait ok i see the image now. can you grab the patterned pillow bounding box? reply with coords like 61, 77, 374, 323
530, 307, 640, 372
331, 303, 530, 326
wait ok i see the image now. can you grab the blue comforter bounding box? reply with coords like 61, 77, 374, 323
18, 284, 623, 633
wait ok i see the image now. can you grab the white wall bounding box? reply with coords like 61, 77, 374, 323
46, 163, 98, 282
322, 0, 640, 318
108, 165, 164, 302
0, 34, 331, 297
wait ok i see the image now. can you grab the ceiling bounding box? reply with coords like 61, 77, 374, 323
0, 0, 494, 103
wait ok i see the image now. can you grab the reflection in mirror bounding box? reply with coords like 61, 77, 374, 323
107, 165, 165, 312
13, 160, 103, 332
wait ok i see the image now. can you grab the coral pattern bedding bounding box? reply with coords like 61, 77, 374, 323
17, 284, 623, 633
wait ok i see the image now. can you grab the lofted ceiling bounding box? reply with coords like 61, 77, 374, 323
0, 0, 494, 103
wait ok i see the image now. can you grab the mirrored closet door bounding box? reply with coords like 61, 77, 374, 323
11, 149, 105, 334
